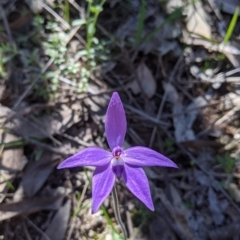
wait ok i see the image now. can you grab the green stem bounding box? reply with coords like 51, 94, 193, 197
112, 186, 128, 240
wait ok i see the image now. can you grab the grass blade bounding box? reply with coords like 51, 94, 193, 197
135, 0, 146, 45
223, 6, 239, 44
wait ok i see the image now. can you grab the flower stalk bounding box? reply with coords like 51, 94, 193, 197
112, 186, 128, 240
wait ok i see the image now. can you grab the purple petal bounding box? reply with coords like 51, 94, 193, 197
124, 147, 178, 168
105, 92, 126, 150
123, 164, 154, 211
57, 147, 111, 169
92, 164, 115, 213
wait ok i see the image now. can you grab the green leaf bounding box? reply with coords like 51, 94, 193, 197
90, 5, 102, 14
72, 19, 86, 27
87, 21, 95, 36
224, 6, 239, 44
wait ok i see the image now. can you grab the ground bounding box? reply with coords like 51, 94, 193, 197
1, 0, 240, 239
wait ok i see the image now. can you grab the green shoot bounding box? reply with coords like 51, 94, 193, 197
134, 0, 146, 45
217, 153, 236, 174
0, 140, 27, 149
64, 0, 70, 24
163, 138, 175, 152
86, 0, 106, 63
223, 6, 239, 44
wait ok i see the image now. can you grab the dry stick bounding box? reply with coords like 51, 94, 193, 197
62, 133, 93, 147
41, 1, 85, 45
126, 210, 134, 240
148, 56, 183, 148
9, 131, 67, 156
25, 217, 51, 240
41, 2, 70, 29
124, 104, 170, 127
66, 181, 89, 240
112, 186, 128, 240
22, 221, 33, 240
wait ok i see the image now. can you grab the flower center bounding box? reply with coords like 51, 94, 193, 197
112, 146, 123, 159
111, 146, 124, 179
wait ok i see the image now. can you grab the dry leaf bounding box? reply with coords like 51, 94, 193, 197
0, 131, 28, 171
130, 62, 156, 98
138, 15, 181, 55
208, 187, 224, 225
209, 223, 240, 240
41, 200, 71, 240
211, 0, 240, 15
0, 195, 63, 221
9, 12, 32, 29
24, 0, 46, 14
150, 217, 176, 240
163, 82, 195, 142
186, 1, 211, 38
170, 184, 191, 218
22, 152, 60, 197
229, 183, 240, 203
1, 103, 82, 143
185, 95, 208, 128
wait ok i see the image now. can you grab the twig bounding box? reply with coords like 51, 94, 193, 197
112, 186, 128, 240
8, 129, 68, 156
66, 181, 89, 240
62, 133, 93, 147
215, 104, 240, 126
124, 104, 170, 127
22, 221, 32, 240
25, 217, 51, 240
41, 2, 70, 29
126, 210, 134, 240
148, 56, 183, 148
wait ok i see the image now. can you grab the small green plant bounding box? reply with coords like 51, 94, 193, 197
0, 173, 15, 191
217, 153, 236, 174
183, 200, 194, 209
86, 0, 106, 62
74, 0, 107, 92
163, 138, 175, 152
0, 43, 18, 77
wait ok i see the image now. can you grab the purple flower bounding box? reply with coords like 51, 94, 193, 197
57, 92, 178, 213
